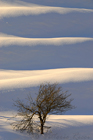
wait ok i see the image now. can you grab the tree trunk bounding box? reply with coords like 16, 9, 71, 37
41, 123, 44, 134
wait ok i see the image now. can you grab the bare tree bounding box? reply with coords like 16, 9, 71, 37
12, 83, 74, 134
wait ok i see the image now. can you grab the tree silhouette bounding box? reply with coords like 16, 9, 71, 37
12, 83, 74, 134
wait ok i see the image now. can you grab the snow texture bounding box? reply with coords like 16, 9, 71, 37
0, 112, 93, 140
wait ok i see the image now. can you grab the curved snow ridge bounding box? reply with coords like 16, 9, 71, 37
0, 68, 93, 90
0, 113, 93, 128
0, 34, 93, 47
0, 4, 93, 19
49, 115, 93, 126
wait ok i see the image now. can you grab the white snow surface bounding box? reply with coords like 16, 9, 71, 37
0, 33, 93, 47
0, 1, 93, 19
0, 111, 93, 140
0, 0, 93, 139
0, 68, 93, 90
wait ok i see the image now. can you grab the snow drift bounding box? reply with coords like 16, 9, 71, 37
0, 1, 93, 19
0, 112, 93, 140
0, 33, 93, 47
0, 68, 93, 90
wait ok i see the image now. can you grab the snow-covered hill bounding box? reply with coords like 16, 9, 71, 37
0, 68, 93, 90
0, 0, 93, 139
0, 112, 93, 140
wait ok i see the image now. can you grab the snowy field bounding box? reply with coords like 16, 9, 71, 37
0, 0, 93, 139
0, 112, 93, 140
